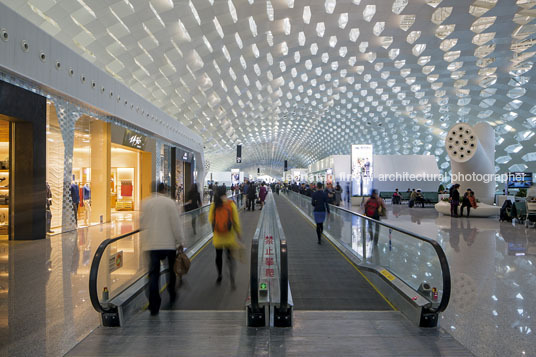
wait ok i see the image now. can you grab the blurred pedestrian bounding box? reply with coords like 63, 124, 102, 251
209, 186, 242, 289
141, 183, 183, 315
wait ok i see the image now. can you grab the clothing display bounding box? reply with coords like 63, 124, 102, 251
46, 182, 53, 233
70, 183, 79, 222
121, 180, 133, 196
83, 185, 91, 200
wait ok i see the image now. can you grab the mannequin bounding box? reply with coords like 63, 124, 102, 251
83, 183, 91, 225
70, 175, 79, 223
46, 182, 53, 233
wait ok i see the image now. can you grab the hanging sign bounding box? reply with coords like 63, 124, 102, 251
123, 130, 147, 150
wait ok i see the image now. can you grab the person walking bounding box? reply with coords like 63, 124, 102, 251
311, 182, 330, 244
185, 183, 202, 235
141, 183, 183, 315
209, 186, 242, 289
246, 182, 256, 211
259, 182, 267, 210
363, 189, 386, 244
334, 182, 342, 206
449, 184, 461, 217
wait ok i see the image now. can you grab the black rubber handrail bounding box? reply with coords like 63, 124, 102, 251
279, 239, 288, 310
288, 191, 451, 314
89, 229, 141, 314
249, 238, 260, 311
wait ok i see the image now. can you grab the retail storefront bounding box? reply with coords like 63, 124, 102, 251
0, 79, 47, 240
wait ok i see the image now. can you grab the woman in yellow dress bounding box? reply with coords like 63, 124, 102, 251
209, 186, 242, 289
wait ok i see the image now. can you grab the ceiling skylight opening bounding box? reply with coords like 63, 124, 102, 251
325, 0, 336, 14
77, 0, 96, 18
178, 19, 192, 42
363, 5, 376, 22
213, 17, 224, 39
303, 6, 311, 24
109, 7, 130, 33
316, 22, 326, 37
373, 22, 385, 36
283, 18, 291, 35
202, 35, 213, 52
267, 31, 274, 46
228, 0, 238, 23
138, 42, 154, 62
281, 41, 289, 56
107, 29, 127, 50
222, 45, 231, 62
123, 0, 135, 12
143, 23, 159, 46
267, 1, 274, 21
287, 0, 295, 8
392, 0, 408, 14
349, 28, 360, 42
298, 32, 306, 46
235, 33, 243, 49
189, 1, 201, 26
29, 4, 61, 33
431, 7, 453, 25
310, 43, 319, 55
400, 15, 415, 31
249, 17, 258, 37
329, 36, 338, 47
252, 43, 260, 58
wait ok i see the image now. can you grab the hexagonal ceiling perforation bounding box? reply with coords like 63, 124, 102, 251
4, 0, 536, 174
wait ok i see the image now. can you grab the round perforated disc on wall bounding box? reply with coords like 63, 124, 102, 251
445, 124, 477, 163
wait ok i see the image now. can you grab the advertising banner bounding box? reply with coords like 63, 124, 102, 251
351, 144, 373, 196
231, 169, 240, 186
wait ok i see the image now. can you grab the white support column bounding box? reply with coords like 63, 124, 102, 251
445, 122, 495, 204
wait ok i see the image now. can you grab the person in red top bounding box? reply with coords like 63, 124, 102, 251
363, 189, 387, 244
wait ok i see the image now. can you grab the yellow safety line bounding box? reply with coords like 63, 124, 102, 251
285, 197, 397, 311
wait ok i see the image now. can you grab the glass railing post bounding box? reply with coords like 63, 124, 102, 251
361, 216, 367, 261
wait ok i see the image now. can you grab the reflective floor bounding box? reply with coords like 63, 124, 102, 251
0, 213, 139, 357
349, 203, 536, 357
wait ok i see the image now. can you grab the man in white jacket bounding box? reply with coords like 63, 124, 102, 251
141, 183, 183, 315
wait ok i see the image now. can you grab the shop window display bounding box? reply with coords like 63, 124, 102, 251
111, 145, 139, 212
46, 102, 110, 233
0, 120, 9, 239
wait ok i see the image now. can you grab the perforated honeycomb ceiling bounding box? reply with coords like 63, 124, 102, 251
3, 0, 536, 175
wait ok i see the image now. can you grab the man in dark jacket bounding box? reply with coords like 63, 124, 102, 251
246, 182, 256, 211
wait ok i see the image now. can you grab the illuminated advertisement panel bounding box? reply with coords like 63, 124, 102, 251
351, 144, 373, 196
231, 169, 240, 186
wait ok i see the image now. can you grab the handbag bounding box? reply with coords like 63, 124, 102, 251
174, 245, 191, 278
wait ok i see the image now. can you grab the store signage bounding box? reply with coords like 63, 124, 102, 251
351, 144, 373, 196
109, 251, 123, 273
123, 130, 147, 150
175, 148, 193, 163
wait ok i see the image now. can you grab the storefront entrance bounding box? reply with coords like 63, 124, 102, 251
110, 144, 152, 213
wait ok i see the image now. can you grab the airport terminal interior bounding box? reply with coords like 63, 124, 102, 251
0, 0, 536, 356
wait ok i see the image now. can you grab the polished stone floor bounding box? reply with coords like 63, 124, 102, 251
0, 212, 140, 357
348, 203, 536, 357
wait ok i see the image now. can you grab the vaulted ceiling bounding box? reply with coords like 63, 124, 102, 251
3, 0, 536, 174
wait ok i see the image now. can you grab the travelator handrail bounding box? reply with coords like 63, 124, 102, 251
89, 193, 243, 322
334, 204, 451, 314
286, 190, 451, 315
89, 229, 141, 315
